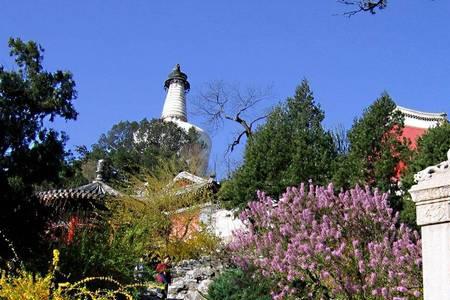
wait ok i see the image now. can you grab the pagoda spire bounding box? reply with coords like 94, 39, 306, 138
161, 64, 190, 122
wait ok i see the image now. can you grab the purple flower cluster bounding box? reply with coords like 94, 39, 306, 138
229, 184, 422, 299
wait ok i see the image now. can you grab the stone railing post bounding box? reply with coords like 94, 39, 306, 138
409, 149, 450, 300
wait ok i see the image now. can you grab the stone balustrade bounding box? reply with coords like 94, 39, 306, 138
409, 149, 450, 300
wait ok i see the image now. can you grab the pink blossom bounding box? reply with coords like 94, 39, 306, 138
229, 184, 422, 299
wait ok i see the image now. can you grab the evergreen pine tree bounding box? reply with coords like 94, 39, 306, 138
335, 93, 412, 211
220, 80, 336, 209
88, 119, 202, 178
0, 38, 77, 266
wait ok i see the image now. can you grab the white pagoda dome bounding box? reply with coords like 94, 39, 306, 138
161, 64, 211, 173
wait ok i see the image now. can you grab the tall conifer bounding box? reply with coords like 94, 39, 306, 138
220, 80, 336, 208
335, 93, 412, 211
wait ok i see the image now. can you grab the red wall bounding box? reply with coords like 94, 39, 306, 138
394, 125, 429, 179
402, 126, 427, 149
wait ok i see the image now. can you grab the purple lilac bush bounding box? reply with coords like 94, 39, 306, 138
229, 184, 422, 299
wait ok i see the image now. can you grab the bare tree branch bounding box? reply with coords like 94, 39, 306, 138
249, 115, 269, 128
337, 0, 387, 16
228, 130, 247, 153
192, 81, 272, 152
331, 124, 350, 155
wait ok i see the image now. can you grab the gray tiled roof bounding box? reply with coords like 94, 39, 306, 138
36, 160, 120, 211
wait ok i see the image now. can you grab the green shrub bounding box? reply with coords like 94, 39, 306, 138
58, 164, 219, 284
0, 249, 163, 300
207, 268, 272, 300
58, 222, 153, 283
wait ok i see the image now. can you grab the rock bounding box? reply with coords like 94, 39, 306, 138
185, 291, 202, 300
197, 279, 212, 294
186, 279, 198, 289
167, 257, 222, 299
140, 287, 165, 300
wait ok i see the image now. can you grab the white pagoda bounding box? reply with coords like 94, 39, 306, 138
161, 64, 211, 174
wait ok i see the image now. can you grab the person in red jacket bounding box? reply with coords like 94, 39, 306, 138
155, 256, 171, 295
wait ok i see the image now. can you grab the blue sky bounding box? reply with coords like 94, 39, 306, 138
1, 1, 449, 178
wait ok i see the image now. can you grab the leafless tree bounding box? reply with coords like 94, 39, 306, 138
338, 0, 387, 16
331, 124, 350, 155
192, 81, 272, 153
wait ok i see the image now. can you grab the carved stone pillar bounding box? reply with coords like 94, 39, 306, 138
409, 149, 450, 300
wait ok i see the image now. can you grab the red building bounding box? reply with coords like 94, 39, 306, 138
394, 106, 447, 179
396, 105, 447, 149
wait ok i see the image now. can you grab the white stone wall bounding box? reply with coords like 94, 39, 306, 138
396, 105, 447, 129
421, 223, 450, 299
404, 117, 441, 130
409, 149, 450, 300
199, 205, 244, 242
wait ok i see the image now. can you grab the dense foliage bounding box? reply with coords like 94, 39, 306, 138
86, 119, 203, 180
0, 249, 162, 299
229, 184, 422, 299
399, 122, 450, 226
219, 80, 336, 209
207, 268, 272, 300
57, 165, 219, 283
333, 94, 411, 193
0, 37, 213, 296
0, 38, 77, 266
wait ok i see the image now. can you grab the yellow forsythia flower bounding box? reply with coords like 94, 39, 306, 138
52, 249, 60, 267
